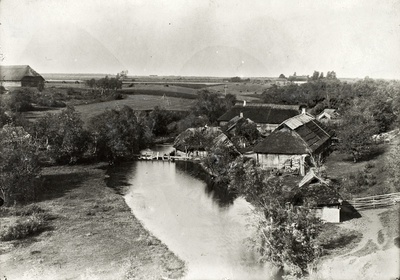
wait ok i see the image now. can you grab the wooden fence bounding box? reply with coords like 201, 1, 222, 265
348, 192, 400, 211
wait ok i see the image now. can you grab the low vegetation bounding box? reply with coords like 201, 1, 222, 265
0, 211, 47, 241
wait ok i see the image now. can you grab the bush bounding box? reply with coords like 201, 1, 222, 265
0, 213, 46, 241
9, 88, 34, 112
36, 96, 66, 108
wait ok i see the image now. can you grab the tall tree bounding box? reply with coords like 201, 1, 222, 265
337, 102, 379, 162
32, 106, 90, 164
228, 158, 323, 278
0, 125, 40, 205
88, 106, 153, 161
192, 90, 233, 124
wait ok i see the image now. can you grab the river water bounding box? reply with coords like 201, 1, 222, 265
108, 145, 276, 280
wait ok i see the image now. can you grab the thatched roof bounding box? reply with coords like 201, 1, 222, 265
296, 184, 341, 207
0, 65, 44, 81
253, 130, 311, 154
173, 126, 237, 152
217, 103, 299, 124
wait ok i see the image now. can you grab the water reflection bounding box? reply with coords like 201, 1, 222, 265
175, 161, 237, 207
107, 145, 274, 280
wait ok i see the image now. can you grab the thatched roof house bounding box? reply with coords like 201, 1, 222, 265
253, 113, 335, 175
217, 103, 299, 135
0, 65, 44, 88
173, 126, 238, 158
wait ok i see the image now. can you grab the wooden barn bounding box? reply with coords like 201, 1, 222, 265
0, 65, 45, 88
253, 112, 335, 175
217, 102, 300, 136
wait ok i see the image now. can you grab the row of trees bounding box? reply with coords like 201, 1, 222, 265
0, 88, 238, 206
262, 77, 400, 162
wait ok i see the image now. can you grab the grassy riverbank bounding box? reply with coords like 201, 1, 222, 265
0, 164, 186, 280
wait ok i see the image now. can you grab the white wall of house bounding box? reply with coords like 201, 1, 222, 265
257, 153, 307, 175
1, 81, 21, 88
315, 207, 340, 223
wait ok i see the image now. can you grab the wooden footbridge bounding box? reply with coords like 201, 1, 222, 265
137, 152, 191, 161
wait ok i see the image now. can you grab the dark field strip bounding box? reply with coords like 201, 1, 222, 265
119, 88, 198, 99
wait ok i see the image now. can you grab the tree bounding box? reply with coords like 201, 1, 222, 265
32, 106, 90, 164
228, 158, 323, 278
201, 143, 239, 185
254, 204, 322, 278
311, 71, 320, 81
0, 125, 40, 205
279, 74, 286, 79
326, 71, 337, 80
149, 106, 173, 136
9, 88, 34, 112
88, 106, 153, 162
86, 78, 96, 88
337, 104, 379, 162
192, 90, 231, 124
234, 118, 261, 145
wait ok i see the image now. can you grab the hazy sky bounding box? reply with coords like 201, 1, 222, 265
1, 0, 399, 78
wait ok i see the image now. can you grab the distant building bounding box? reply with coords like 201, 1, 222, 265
0, 65, 45, 88
253, 112, 335, 175
217, 102, 300, 136
317, 108, 341, 123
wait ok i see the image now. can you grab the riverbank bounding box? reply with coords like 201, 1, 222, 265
0, 164, 186, 280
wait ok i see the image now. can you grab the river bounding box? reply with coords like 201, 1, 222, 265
108, 145, 276, 280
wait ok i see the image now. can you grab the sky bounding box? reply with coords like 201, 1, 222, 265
0, 0, 399, 78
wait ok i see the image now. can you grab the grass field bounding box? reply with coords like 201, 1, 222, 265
75, 94, 194, 123
120, 84, 198, 99
22, 94, 195, 123
206, 82, 269, 102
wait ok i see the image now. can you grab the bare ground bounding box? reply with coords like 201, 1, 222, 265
315, 205, 400, 280
0, 164, 186, 280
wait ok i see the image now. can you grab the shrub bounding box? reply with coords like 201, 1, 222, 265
15, 204, 45, 216
0, 213, 46, 241
9, 88, 34, 112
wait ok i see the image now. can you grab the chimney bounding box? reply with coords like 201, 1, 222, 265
299, 105, 307, 115
243, 100, 246, 107
240, 112, 244, 118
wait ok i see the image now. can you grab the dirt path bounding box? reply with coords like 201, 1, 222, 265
340, 208, 387, 256
316, 206, 400, 280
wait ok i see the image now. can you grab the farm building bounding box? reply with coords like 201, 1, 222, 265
293, 169, 342, 223
253, 112, 335, 175
0, 65, 45, 88
173, 126, 238, 159
317, 108, 341, 123
217, 102, 299, 135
